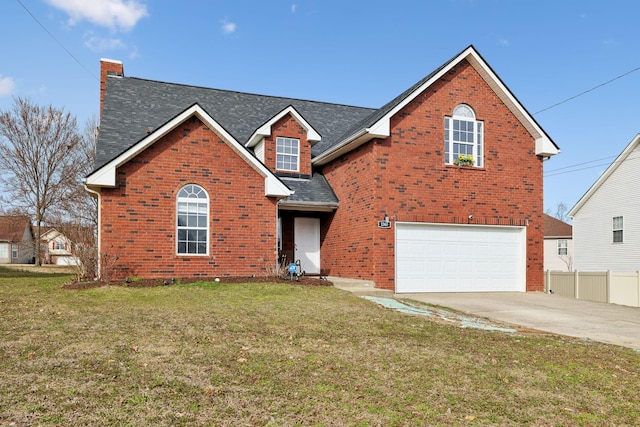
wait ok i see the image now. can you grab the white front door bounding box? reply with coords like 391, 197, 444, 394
294, 217, 320, 274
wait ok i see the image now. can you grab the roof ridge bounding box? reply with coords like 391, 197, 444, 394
123, 76, 377, 111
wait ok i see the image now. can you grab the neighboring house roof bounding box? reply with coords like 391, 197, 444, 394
41, 225, 96, 246
569, 133, 640, 217
544, 214, 572, 239
0, 216, 32, 243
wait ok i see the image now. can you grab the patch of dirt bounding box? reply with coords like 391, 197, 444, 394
63, 275, 333, 290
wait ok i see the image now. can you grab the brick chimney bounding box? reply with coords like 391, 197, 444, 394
100, 58, 124, 122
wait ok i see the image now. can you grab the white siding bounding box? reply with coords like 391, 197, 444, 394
544, 238, 573, 271
255, 140, 265, 163
573, 145, 640, 271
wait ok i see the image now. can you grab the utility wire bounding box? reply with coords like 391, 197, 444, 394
544, 152, 640, 178
544, 155, 618, 174
535, 66, 640, 177
533, 66, 640, 115
15, 0, 99, 81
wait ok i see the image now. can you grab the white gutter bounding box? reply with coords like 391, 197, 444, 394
312, 128, 369, 166
84, 183, 101, 279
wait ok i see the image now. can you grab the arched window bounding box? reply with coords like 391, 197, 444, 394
176, 184, 209, 255
444, 104, 484, 167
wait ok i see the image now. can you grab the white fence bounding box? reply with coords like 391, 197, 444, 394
545, 270, 640, 307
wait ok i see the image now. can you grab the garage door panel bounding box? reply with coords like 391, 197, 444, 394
396, 223, 525, 293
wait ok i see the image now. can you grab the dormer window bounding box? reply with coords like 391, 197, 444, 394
276, 137, 300, 172
445, 104, 484, 167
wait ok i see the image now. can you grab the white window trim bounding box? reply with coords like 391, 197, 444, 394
176, 184, 210, 256
276, 137, 300, 172
613, 216, 623, 244
557, 239, 568, 256
445, 104, 484, 167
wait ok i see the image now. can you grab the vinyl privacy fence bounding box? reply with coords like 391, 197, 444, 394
545, 270, 640, 307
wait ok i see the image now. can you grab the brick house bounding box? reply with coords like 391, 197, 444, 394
86, 45, 559, 292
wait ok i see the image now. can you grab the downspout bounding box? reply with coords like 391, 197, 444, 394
83, 182, 101, 279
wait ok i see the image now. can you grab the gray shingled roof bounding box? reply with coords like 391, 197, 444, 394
96, 77, 375, 169
330, 58, 451, 148
279, 174, 339, 207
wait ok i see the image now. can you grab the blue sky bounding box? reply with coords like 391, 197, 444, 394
2, 0, 640, 215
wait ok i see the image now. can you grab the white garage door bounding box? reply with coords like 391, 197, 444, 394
396, 223, 526, 293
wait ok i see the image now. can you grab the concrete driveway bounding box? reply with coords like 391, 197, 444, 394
399, 292, 640, 351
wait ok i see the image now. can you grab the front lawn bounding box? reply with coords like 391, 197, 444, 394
1, 269, 639, 426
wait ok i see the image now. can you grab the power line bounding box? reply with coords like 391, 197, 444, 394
15, 0, 98, 81
544, 155, 618, 174
544, 152, 640, 178
533, 66, 640, 115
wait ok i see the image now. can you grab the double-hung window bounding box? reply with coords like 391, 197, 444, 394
276, 137, 300, 172
177, 184, 209, 255
557, 239, 568, 256
613, 216, 623, 243
445, 104, 483, 167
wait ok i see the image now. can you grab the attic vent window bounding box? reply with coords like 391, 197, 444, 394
107, 71, 123, 78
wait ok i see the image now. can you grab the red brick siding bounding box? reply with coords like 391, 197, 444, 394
322, 59, 544, 291
321, 143, 379, 282
99, 116, 278, 279
100, 60, 123, 121
263, 114, 312, 175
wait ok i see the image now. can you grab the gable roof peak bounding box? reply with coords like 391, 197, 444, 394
313, 44, 558, 165
569, 133, 640, 217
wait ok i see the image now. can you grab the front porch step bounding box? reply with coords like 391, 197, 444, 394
328, 276, 393, 297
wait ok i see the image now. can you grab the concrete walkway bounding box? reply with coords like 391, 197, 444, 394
398, 292, 640, 351
330, 277, 640, 351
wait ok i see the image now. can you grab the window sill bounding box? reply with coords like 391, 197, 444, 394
176, 253, 210, 257
446, 164, 485, 170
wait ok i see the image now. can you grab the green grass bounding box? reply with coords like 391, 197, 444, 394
1, 267, 639, 426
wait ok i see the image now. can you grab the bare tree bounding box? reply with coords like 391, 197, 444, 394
545, 202, 570, 223
49, 115, 99, 279
0, 97, 84, 265
560, 254, 574, 272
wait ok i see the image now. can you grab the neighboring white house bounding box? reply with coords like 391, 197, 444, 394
0, 215, 35, 264
41, 227, 80, 266
569, 133, 640, 271
543, 214, 573, 271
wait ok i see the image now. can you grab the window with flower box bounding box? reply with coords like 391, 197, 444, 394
445, 104, 483, 167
